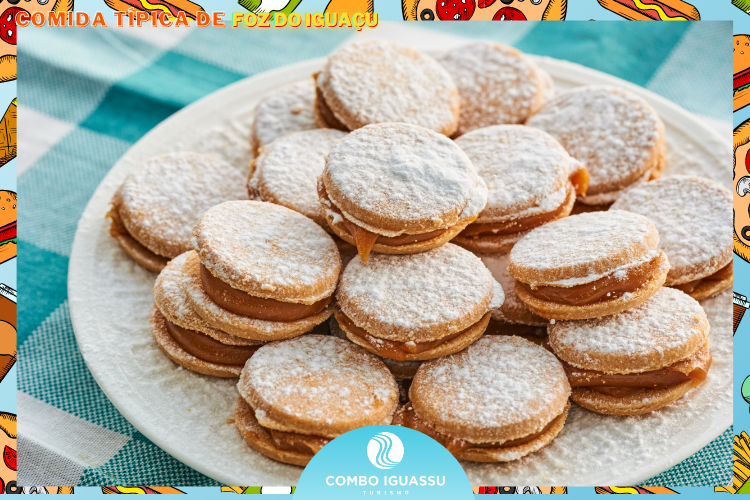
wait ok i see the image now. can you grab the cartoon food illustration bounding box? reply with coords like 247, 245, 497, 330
474, 486, 568, 494
715, 432, 750, 494
0, 2, 72, 82
734, 119, 750, 262
0, 413, 15, 496
0, 320, 15, 385
104, 0, 204, 20
22, 487, 75, 494
0, 191, 16, 265
402, 0, 566, 21
733, 0, 750, 17
0, 99, 16, 169
238, 0, 302, 14
736, 292, 749, 335
221, 486, 296, 494
597, 0, 699, 20
102, 486, 185, 494
736, 36, 750, 112
595, 486, 678, 494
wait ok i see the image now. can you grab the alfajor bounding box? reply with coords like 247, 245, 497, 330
235, 335, 398, 466
436, 42, 546, 136
526, 86, 665, 208
251, 80, 317, 156
108, 152, 247, 272
480, 253, 548, 344
611, 176, 732, 301
151, 252, 264, 378
314, 40, 459, 136
395, 335, 571, 462
453, 125, 588, 253
319, 122, 488, 263
183, 201, 340, 341
509, 210, 670, 320
335, 243, 503, 361
548, 287, 711, 416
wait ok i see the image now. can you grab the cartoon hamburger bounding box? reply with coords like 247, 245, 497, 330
402, 0, 566, 21
736, 35, 750, 112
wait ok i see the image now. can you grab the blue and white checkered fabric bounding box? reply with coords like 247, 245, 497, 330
18, 22, 732, 486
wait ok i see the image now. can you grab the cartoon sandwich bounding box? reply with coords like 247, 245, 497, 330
597, 0, 699, 20
0, 191, 15, 266
0, 1, 73, 83
736, 36, 750, 112
402, 0, 566, 21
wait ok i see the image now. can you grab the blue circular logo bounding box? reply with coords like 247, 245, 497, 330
366, 431, 404, 469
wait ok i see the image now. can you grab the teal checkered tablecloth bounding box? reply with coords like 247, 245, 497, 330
18, 22, 732, 487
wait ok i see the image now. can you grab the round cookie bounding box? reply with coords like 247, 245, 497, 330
187, 201, 340, 340
453, 125, 587, 253
436, 42, 545, 136
509, 210, 670, 320
611, 176, 732, 301
335, 243, 503, 361
320, 122, 488, 263
249, 129, 347, 229
251, 80, 317, 156
235, 335, 398, 466
329, 316, 421, 381
315, 40, 459, 136
396, 336, 570, 462
109, 152, 247, 272
548, 287, 711, 416
480, 253, 548, 342
152, 252, 263, 377
526, 86, 665, 206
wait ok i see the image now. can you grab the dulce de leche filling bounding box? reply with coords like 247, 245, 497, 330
247, 403, 331, 457
395, 405, 563, 455
318, 182, 448, 264
564, 346, 712, 398
459, 172, 587, 241
200, 264, 330, 322
165, 319, 259, 366
314, 79, 349, 132
520, 254, 661, 307
672, 262, 733, 295
338, 312, 478, 361
107, 206, 169, 266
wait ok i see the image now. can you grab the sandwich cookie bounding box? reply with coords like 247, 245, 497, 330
436, 42, 546, 136
248, 128, 354, 255
151, 252, 264, 378
319, 122, 488, 263
480, 253, 548, 344
314, 40, 459, 136
251, 80, 317, 156
108, 152, 247, 272
453, 125, 588, 253
395, 336, 571, 462
184, 201, 340, 340
235, 335, 398, 466
509, 210, 670, 320
611, 176, 732, 301
526, 86, 665, 208
329, 316, 422, 382
548, 287, 711, 415
335, 243, 504, 361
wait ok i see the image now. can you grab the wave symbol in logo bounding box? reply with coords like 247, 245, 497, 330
367, 432, 404, 469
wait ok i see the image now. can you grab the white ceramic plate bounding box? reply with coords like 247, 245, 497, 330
68, 55, 733, 486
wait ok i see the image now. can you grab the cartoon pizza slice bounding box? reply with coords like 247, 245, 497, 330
402, 0, 566, 21
0, 0, 73, 83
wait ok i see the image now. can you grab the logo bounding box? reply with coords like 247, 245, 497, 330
366, 432, 404, 469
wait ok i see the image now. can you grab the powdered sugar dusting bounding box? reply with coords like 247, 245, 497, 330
238, 335, 397, 436
527, 86, 661, 196
324, 123, 486, 232
549, 287, 708, 373
254, 129, 346, 226
456, 125, 580, 222
192, 201, 340, 303
254, 80, 317, 151
337, 244, 498, 340
321, 40, 458, 133
436, 42, 543, 134
116, 152, 248, 257
611, 176, 732, 284
510, 210, 656, 285
414, 336, 569, 431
